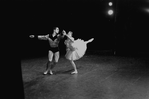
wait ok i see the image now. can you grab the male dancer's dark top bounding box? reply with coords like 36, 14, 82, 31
48, 33, 64, 53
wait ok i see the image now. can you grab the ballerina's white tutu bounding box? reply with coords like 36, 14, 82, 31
65, 38, 89, 61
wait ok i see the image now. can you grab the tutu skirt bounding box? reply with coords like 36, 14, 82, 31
65, 39, 87, 61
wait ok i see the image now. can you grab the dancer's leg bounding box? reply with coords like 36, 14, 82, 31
70, 60, 78, 74
44, 50, 53, 75
50, 51, 59, 70
85, 38, 94, 44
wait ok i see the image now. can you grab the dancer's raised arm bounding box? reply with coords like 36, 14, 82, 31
62, 30, 74, 42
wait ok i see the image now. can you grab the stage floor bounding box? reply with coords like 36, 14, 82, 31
21, 55, 149, 99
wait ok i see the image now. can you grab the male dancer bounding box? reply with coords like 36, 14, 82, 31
30, 27, 65, 75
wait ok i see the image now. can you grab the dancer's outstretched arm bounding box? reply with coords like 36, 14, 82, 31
38, 34, 49, 40
29, 34, 50, 40
85, 38, 94, 44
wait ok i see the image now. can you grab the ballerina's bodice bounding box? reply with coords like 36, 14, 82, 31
65, 39, 77, 51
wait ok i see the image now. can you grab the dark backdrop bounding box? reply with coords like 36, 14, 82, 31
3, 0, 148, 59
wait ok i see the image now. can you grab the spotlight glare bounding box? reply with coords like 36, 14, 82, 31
146, 8, 149, 12
109, 2, 113, 6
141, 8, 149, 15
108, 9, 113, 15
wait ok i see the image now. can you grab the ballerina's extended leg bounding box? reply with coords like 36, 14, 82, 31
85, 38, 94, 44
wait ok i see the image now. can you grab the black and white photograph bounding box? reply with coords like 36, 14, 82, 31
7, 0, 149, 99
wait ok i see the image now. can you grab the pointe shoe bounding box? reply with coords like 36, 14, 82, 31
43, 71, 48, 75
49, 70, 53, 75
71, 71, 78, 74
43, 70, 53, 75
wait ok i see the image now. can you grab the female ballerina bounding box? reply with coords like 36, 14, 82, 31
63, 30, 94, 74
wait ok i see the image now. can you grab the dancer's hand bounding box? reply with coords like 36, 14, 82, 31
62, 30, 66, 36
45, 34, 49, 38
29, 35, 35, 38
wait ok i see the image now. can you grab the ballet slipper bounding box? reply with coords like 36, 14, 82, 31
71, 70, 78, 74
43, 71, 48, 75
49, 70, 53, 75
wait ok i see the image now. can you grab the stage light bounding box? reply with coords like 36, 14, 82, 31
145, 8, 149, 15
146, 8, 149, 12
141, 8, 149, 15
109, 2, 113, 6
139, 0, 149, 15
107, 9, 114, 15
